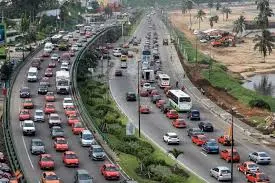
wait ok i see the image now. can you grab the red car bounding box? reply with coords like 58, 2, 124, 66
54, 138, 69, 151
45, 92, 55, 102
45, 68, 53, 77
237, 161, 260, 175
72, 122, 85, 135
42, 52, 50, 57
65, 106, 77, 116
246, 172, 270, 183
149, 89, 159, 97
166, 110, 179, 119
139, 105, 150, 114
220, 149, 240, 163
172, 119, 187, 128
192, 135, 207, 146
62, 151, 79, 167
140, 89, 149, 97
19, 109, 31, 121
100, 163, 120, 180
156, 99, 166, 108
67, 115, 80, 126
48, 61, 56, 68
38, 154, 55, 170
23, 98, 34, 109
218, 135, 233, 146
44, 103, 56, 114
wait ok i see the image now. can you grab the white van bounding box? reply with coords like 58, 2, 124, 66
27, 67, 38, 82
44, 42, 54, 52
80, 130, 94, 147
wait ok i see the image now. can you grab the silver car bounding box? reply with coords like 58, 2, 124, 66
210, 166, 231, 181
34, 109, 45, 122
249, 151, 271, 164
89, 145, 106, 160
74, 169, 93, 183
30, 139, 45, 155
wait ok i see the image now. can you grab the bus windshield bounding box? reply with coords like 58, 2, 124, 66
179, 97, 191, 102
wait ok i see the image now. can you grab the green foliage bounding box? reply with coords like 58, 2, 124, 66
249, 99, 271, 111
0, 61, 13, 80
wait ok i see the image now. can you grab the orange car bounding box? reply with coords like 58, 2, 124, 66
40, 171, 60, 183
23, 98, 34, 109
172, 119, 187, 128
62, 151, 79, 167
44, 103, 55, 114
54, 138, 69, 151
192, 135, 207, 146
156, 99, 166, 108
246, 172, 270, 183
72, 122, 85, 135
218, 135, 233, 146
19, 109, 31, 121
220, 149, 240, 163
45, 92, 55, 102
139, 105, 150, 114
65, 106, 77, 116
67, 115, 80, 126
237, 161, 260, 175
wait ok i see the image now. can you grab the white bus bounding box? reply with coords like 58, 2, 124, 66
167, 90, 192, 111
158, 74, 170, 88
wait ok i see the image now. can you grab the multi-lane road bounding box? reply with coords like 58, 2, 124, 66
109, 14, 275, 182
9, 30, 120, 183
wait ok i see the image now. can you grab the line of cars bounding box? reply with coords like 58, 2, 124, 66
17, 30, 125, 182
124, 18, 272, 183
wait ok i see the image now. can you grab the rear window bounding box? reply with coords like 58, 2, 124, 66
221, 170, 230, 174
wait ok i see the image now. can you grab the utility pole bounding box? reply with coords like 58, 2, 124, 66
137, 60, 141, 138
230, 108, 234, 183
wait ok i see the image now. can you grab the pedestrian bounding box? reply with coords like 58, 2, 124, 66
181, 85, 185, 91
176, 81, 179, 88
200, 87, 205, 95
183, 73, 185, 78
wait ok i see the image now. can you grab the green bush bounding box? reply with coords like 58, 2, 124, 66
149, 165, 172, 181
162, 174, 187, 183
249, 99, 271, 111
104, 111, 120, 124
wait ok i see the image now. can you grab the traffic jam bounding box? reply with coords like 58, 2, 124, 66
113, 15, 272, 183
18, 25, 122, 182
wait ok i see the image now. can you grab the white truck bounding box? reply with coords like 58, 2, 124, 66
142, 70, 155, 83
56, 70, 70, 94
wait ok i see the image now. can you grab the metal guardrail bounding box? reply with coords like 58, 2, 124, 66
2, 44, 44, 183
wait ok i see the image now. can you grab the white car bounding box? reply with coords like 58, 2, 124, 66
49, 113, 61, 128
68, 33, 73, 38
34, 109, 45, 122
22, 120, 36, 136
163, 132, 180, 145
113, 50, 122, 57
143, 83, 152, 90
249, 152, 271, 164
63, 98, 73, 109
71, 45, 79, 52
210, 166, 231, 181
112, 48, 121, 53
51, 53, 59, 61
61, 62, 69, 71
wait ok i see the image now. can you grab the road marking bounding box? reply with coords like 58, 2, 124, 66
22, 136, 34, 169
201, 152, 207, 157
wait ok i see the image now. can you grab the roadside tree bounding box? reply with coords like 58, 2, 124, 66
195, 9, 206, 30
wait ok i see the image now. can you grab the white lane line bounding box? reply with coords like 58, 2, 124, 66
22, 136, 34, 169
201, 152, 207, 157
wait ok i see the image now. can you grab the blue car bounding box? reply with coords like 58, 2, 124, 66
187, 110, 200, 121
202, 139, 219, 154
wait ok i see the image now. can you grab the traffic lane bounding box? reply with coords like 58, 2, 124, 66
10, 36, 112, 182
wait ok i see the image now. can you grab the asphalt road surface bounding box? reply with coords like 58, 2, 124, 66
109, 15, 275, 183
9, 31, 120, 183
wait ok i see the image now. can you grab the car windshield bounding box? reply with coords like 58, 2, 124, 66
75, 123, 83, 128
47, 105, 54, 108
65, 99, 72, 103
24, 123, 34, 127
259, 153, 269, 157
46, 175, 59, 180
41, 156, 53, 161
248, 164, 258, 168
57, 80, 69, 86
21, 88, 29, 92
35, 111, 43, 116
83, 133, 93, 140
169, 135, 178, 138
221, 170, 230, 174
51, 116, 59, 120
33, 141, 43, 146
199, 136, 207, 141
47, 92, 54, 96
106, 166, 119, 172
170, 110, 177, 114
94, 147, 103, 153
21, 110, 28, 114
54, 128, 63, 133
29, 72, 36, 76
70, 116, 78, 120
177, 119, 185, 123
258, 174, 269, 180
79, 173, 92, 180
207, 142, 217, 146
205, 123, 212, 126
57, 139, 67, 144
65, 154, 77, 159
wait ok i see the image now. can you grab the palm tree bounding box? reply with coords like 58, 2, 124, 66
208, 0, 214, 15
255, 0, 273, 29
223, 7, 231, 21
233, 15, 246, 37
216, 0, 221, 10
253, 29, 275, 63
209, 17, 214, 28
182, 3, 187, 14
168, 148, 184, 171
195, 9, 206, 30
186, 0, 193, 29
253, 75, 274, 96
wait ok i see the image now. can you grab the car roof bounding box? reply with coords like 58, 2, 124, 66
257, 151, 268, 154
197, 135, 206, 138
41, 154, 51, 157
64, 97, 72, 100
24, 120, 34, 123
91, 144, 102, 148
65, 151, 76, 154
35, 109, 43, 112
216, 166, 230, 170
32, 138, 42, 142
105, 163, 116, 167
244, 161, 255, 164
44, 171, 56, 176
167, 132, 177, 136
50, 113, 59, 116
76, 169, 89, 174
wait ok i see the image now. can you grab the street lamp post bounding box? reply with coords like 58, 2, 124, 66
137, 60, 141, 138
230, 108, 234, 183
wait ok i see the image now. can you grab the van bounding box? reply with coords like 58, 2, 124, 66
27, 67, 38, 82
80, 130, 94, 147
44, 42, 54, 52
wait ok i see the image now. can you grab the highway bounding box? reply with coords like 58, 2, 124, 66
109, 15, 275, 182
9, 30, 120, 183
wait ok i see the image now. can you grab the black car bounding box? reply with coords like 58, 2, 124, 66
187, 128, 204, 137
20, 87, 31, 98
38, 85, 48, 95
126, 92, 136, 101
198, 122, 214, 132
115, 70, 123, 76
160, 104, 172, 114
187, 110, 201, 121
151, 94, 161, 104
